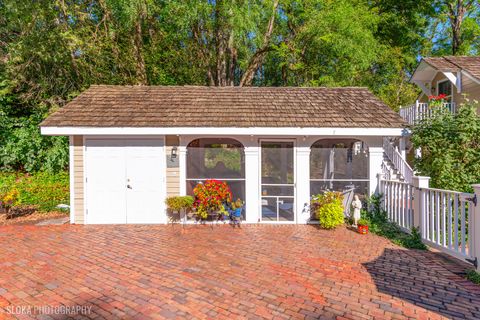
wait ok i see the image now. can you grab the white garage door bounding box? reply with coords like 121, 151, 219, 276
85, 138, 165, 224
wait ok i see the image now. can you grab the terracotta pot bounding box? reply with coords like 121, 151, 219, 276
358, 225, 369, 234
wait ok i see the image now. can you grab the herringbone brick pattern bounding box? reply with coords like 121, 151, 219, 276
0, 225, 479, 319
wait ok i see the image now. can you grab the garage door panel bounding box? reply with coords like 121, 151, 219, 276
126, 140, 165, 224
85, 138, 165, 224
85, 140, 126, 224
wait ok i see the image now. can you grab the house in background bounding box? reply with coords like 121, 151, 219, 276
40, 86, 407, 225
400, 56, 480, 124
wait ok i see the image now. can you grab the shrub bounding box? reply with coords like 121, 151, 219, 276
0, 172, 69, 212
466, 270, 480, 285
311, 191, 344, 229
362, 194, 426, 250
193, 179, 232, 219
165, 196, 194, 212
411, 100, 480, 193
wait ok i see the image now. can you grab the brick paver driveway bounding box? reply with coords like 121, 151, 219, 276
0, 225, 480, 320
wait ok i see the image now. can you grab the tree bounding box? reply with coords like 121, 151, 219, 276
429, 0, 480, 55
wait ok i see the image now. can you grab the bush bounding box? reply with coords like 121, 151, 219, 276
311, 191, 344, 229
362, 194, 427, 250
411, 101, 480, 193
0, 172, 69, 212
0, 112, 68, 173
165, 196, 194, 212
466, 270, 480, 285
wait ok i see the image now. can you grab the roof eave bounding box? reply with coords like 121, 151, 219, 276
40, 126, 408, 137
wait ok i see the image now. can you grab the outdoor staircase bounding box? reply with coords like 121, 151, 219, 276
382, 137, 414, 183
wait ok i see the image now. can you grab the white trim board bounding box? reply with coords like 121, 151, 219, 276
41, 127, 406, 137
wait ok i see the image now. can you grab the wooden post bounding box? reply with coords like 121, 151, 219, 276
471, 184, 480, 272
412, 176, 430, 233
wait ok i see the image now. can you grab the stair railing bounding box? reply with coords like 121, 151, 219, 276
383, 138, 414, 184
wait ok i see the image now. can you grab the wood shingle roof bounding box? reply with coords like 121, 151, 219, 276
41, 85, 405, 128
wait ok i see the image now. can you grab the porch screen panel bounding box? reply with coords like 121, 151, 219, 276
310, 139, 369, 198
186, 138, 245, 214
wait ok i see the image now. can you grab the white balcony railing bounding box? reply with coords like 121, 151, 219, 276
399, 101, 456, 125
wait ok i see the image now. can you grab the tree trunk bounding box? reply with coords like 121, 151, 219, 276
446, 0, 474, 55
239, 0, 279, 86
133, 17, 147, 85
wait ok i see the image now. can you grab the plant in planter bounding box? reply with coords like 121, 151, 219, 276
357, 218, 369, 234
193, 179, 232, 219
311, 191, 344, 229
165, 196, 194, 222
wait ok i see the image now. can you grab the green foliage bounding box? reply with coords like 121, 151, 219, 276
362, 194, 427, 250
411, 101, 480, 193
466, 270, 480, 285
0, 172, 69, 212
165, 196, 194, 212
311, 191, 344, 229
357, 218, 369, 226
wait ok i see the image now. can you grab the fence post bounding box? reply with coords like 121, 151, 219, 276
412, 176, 430, 233
472, 184, 480, 272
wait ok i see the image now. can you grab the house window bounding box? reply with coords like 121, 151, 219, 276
310, 138, 369, 199
437, 80, 452, 102
186, 138, 245, 215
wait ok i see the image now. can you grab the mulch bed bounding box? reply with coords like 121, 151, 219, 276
0, 208, 68, 225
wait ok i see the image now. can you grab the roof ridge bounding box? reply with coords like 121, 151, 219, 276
87, 85, 371, 90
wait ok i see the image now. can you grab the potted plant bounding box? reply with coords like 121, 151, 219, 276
193, 179, 232, 220
310, 191, 344, 229
357, 218, 369, 234
165, 196, 194, 222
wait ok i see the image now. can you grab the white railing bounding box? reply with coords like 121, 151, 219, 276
380, 178, 478, 266
399, 101, 456, 125
383, 138, 414, 183
382, 180, 414, 231
419, 187, 475, 261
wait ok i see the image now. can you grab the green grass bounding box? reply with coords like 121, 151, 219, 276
466, 270, 480, 285
0, 171, 69, 212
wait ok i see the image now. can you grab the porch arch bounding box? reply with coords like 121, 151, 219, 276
310, 138, 370, 198
186, 138, 246, 210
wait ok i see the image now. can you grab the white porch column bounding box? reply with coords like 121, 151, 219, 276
471, 184, 480, 271
244, 146, 260, 223
368, 146, 384, 195
412, 176, 430, 232
296, 146, 311, 224
178, 146, 187, 196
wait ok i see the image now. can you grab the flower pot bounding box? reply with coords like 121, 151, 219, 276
358, 225, 368, 234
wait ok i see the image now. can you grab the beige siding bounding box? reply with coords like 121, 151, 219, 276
72, 136, 85, 224
420, 72, 480, 111
165, 136, 180, 197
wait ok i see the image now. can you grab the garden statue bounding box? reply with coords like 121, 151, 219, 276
352, 195, 362, 226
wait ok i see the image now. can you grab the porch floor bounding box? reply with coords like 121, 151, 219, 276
0, 224, 479, 319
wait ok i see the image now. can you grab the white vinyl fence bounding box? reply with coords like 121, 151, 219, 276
419, 187, 475, 262
381, 180, 414, 231
380, 177, 479, 270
